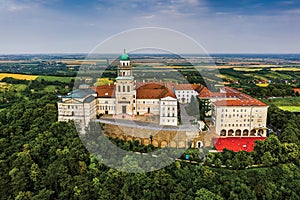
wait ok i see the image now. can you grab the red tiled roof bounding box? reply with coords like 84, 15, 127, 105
212, 99, 267, 106
91, 85, 115, 98
213, 137, 266, 152
293, 88, 300, 93
199, 92, 238, 98
199, 86, 267, 106
136, 82, 176, 99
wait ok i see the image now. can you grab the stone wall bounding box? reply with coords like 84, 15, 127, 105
103, 124, 208, 148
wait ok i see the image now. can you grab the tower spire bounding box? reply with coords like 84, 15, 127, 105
124, 48, 126, 54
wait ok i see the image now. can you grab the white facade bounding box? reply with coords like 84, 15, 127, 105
212, 104, 268, 137
159, 96, 178, 126
57, 90, 97, 134
174, 89, 198, 104
136, 99, 160, 115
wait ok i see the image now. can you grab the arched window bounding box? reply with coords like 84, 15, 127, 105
197, 141, 203, 148
127, 86, 130, 92
118, 85, 121, 92
220, 129, 226, 136
123, 86, 125, 92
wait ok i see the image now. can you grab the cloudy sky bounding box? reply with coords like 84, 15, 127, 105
0, 0, 300, 54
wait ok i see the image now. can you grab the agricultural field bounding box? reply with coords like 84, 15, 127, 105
0, 73, 37, 81
94, 78, 114, 86
36, 75, 74, 83
256, 83, 269, 87
233, 67, 262, 72
265, 97, 300, 112
271, 67, 300, 71
266, 97, 300, 106
0, 82, 27, 91
278, 106, 300, 112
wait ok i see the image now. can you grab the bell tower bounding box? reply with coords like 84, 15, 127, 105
118, 49, 132, 77
115, 49, 136, 116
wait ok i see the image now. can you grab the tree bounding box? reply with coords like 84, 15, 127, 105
195, 188, 224, 200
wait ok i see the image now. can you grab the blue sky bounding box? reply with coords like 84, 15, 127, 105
0, 0, 300, 53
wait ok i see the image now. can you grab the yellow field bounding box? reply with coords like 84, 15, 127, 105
95, 78, 114, 86
0, 73, 38, 81
233, 68, 262, 72
256, 83, 269, 87
271, 68, 300, 71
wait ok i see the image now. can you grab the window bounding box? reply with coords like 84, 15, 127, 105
123, 86, 126, 92
127, 86, 130, 92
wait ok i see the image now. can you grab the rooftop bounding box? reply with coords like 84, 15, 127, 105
213, 99, 267, 107
92, 85, 116, 98
136, 82, 176, 99
65, 88, 96, 99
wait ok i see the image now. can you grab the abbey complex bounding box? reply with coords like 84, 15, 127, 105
57, 52, 268, 151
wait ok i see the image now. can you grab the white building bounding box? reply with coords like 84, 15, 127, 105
57, 52, 269, 137
203, 87, 268, 137
57, 85, 97, 133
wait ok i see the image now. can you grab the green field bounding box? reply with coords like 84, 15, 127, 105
266, 97, 300, 106
0, 83, 27, 91
278, 106, 300, 112
36, 76, 74, 83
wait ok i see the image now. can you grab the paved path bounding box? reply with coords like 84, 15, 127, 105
93, 104, 199, 132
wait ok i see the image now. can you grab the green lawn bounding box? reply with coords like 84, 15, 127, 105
278, 106, 300, 112
265, 97, 300, 106
36, 76, 74, 83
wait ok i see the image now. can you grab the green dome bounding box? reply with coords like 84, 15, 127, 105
120, 53, 130, 61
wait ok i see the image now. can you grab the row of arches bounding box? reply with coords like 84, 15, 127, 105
108, 133, 204, 148
220, 129, 264, 137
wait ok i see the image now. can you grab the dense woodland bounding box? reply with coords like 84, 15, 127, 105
0, 78, 300, 199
